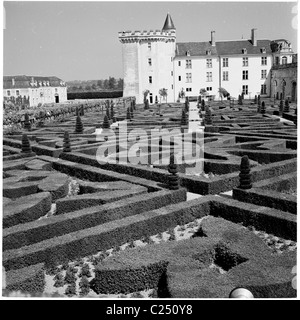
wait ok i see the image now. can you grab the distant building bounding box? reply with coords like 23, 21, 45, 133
119, 14, 297, 103
270, 52, 297, 101
3, 75, 68, 107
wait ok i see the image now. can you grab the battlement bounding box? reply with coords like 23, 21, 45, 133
119, 29, 176, 42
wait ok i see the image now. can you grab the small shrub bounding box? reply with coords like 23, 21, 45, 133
64, 269, 76, 284
79, 264, 92, 278
65, 283, 77, 297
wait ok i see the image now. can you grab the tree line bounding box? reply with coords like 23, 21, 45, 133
67, 77, 123, 92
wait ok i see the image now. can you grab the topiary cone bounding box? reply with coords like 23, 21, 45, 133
279, 100, 284, 115
261, 101, 266, 114
126, 107, 131, 120
102, 114, 110, 129
24, 113, 32, 131
238, 155, 252, 189
63, 131, 71, 152
21, 134, 32, 153
205, 107, 213, 125
75, 115, 83, 133
284, 100, 290, 113
181, 109, 187, 126
168, 153, 179, 190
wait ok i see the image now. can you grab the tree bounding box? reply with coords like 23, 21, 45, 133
219, 87, 230, 100
159, 88, 168, 103
91, 83, 97, 90
117, 78, 124, 90
85, 85, 92, 91
143, 90, 150, 103
97, 80, 103, 88
108, 77, 116, 89
103, 79, 109, 89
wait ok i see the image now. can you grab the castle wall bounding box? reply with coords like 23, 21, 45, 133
122, 42, 140, 101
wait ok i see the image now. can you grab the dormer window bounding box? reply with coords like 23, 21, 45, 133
206, 50, 211, 55
186, 50, 190, 56
242, 48, 247, 54
261, 47, 266, 53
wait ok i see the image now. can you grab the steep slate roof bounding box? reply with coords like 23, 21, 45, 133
162, 13, 175, 30
176, 42, 218, 56
3, 75, 65, 89
176, 39, 272, 57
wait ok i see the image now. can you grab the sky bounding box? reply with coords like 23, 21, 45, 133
2, 1, 298, 81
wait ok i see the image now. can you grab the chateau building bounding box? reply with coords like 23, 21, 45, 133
119, 14, 296, 104
3, 75, 68, 107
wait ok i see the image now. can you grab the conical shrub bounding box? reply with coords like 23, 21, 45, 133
75, 115, 83, 133
238, 155, 252, 189
63, 131, 71, 152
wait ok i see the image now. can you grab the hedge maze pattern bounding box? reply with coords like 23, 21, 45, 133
2, 97, 297, 298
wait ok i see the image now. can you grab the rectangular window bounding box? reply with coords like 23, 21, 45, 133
261, 57, 267, 65
243, 57, 248, 67
148, 58, 152, 66
223, 58, 228, 67
242, 70, 248, 80
186, 60, 192, 68
16, 90, 20, 96
223, 71, 229, 81
149, 76, 152, 84
171, 71, 173, 76
178, 76, 181, 81
148, 42, 151, 49
186, 73, 192, 83
178, 61, 181, 67
261, 84, 267, 94
7, 90, 10, 96
206, 72, 212, 82
186, 88, 192, 92
206, 87, 212, 91
171, 85, 173, 89
206, 59, 212, 68
261, 70, 267, 79
242, 85, 248, 95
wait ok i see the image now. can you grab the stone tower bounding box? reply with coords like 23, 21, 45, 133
119, 14, 176, 104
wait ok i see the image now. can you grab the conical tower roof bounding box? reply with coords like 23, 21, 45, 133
162, 13, 175, 31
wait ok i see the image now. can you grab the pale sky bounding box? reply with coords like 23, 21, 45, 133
3, 1, 298, 81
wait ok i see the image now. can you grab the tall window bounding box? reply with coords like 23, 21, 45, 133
223, 71, 229, 81
275, 57, 280, 65
148, 42, 151, 49
186, 88, 192, 92
242, 70, 248, 80
282, 56, 287, 64
186, 60, 192, 68
243, 57, 248, 67
242, 85, 248, 95
7, 90, 10, 96
206, 87, 212, 91
171, 71, 173, 76
186, 73, 192, 83
261, 70, 267, 79
148, 58, 152, 66
206, 59, 212, 68
149, 76, 152, 84
178, 61, 181, 67
16, 90, 20, 96
223, 58, 228, 67
261, 57, 267, 65
178, 76, 181, 81
206, 72, 212, 82
261, 84, 267, 94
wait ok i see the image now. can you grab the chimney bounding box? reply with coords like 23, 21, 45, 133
12, 78, 15, 86
211, 31, 216, 46
251, 28, 257, 46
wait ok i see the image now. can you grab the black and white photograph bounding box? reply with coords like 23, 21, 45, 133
1, 0, 298, 303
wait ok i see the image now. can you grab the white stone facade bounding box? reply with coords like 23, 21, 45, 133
119, 15, 296, 103
3, 76, 68, 107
